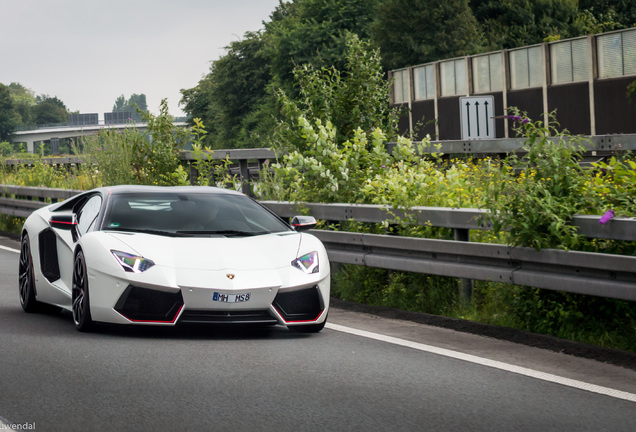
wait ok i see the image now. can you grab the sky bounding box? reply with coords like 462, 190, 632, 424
1, 0, 282, 119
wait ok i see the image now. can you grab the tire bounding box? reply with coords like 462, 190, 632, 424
18, 233, 39, 312
72, 250, 94, 332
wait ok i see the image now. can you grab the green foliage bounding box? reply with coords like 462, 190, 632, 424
7, 82, 36, 125
264, 0, 379, 96
188, 118, 240, 189
112, 93, 148, 122
0, 142, 13, 157
371, 0, 483, 70
81, 99, 190, 187
0, 154, 97, 190
133, 99, 189, 186
471, 0, 580, 49
483, 110, 589, 250
32, 95, 69, 125
0, 84, 20, 141
628, 80, 636, 104
589, 154, 636, 216
0, 214, 24, 235
181, 0, 380, 149
181, 31, 275, 149
82, 127, 138, 186
266, 118, 392, 202
332, 265, 459, 316
577, 0, 636, 33
277, 33, 400, 147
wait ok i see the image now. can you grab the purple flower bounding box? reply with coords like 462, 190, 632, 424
599, 210, 615, 224
504, 114, 530, 124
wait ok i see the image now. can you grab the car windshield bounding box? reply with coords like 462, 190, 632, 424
101, 192, 292, 237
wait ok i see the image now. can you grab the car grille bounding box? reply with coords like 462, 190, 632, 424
114, 286, 184, 323
273, 286, 323, 322
179, 310, 277, 324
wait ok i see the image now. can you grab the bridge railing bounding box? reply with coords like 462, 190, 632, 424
1, 184, 635, 303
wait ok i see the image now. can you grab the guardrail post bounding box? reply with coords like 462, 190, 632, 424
189, 162, 198, 186
454, 228, 474, 304
239, 160, 252, 196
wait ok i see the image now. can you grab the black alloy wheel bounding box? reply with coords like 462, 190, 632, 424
72, 250, 94, 332
18, 234, 38, 312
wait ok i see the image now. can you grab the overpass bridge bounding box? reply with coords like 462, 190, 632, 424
11, 120, 188, 153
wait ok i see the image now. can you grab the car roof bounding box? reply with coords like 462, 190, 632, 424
49, 185, 244, 212
100, 185, 244, 197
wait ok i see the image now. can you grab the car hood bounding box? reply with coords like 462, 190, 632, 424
105, 231, 302, 271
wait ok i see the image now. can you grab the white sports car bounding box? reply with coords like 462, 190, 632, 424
18, 185, 330, 332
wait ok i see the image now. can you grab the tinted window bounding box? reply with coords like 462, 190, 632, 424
103, 192, 291, 236
77, 195, 102, 236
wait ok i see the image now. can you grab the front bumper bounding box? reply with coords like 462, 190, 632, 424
89, 271, 330, 327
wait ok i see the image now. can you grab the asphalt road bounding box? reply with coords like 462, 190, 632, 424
0, 235, 635, 432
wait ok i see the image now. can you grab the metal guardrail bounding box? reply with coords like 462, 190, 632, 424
0, 185, 80, 218
260, 201, 636, 242
1, 185, 635, 302
311, 230, 636, 302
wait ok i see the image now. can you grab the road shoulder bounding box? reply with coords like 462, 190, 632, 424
329, 302, 636, 396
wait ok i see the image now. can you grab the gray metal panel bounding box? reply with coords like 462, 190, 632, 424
508, 244, 636, 272
511, 271, 636, 301
362, 254, 513, 282
262, 201, 636, 241
261, 201, 490, 230
0, 197, 46, 210
573, 214, 636, 241
0, 185, 80, 200
310, 229, 636, 302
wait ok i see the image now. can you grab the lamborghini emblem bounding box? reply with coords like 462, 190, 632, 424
226, 274, 235, 280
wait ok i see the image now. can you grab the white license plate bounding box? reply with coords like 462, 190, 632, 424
213, 292, 251, 303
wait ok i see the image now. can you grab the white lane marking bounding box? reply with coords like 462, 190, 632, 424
0, 245, 19, 254
326, 322, 636, 403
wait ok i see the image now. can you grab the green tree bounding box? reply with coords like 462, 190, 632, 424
577, 0, 636, 32
275, 33, 400, 148
32, 95, 69, 125
112, 93, 148, 121
264, 0, 379, 95
7, 82, 37, 125
470, 0, 581, 49
181, 0, 380, 149
181, 31, 275, 149
0, 83, 20, 140
370, 0, 483, 70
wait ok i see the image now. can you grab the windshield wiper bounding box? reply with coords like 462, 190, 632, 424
176, 230, 268, 237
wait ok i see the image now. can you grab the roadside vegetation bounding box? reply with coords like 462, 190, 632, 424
1, 12, 636, 352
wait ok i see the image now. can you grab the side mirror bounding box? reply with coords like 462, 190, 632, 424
50, 213, 77, 231
291, 215, 317, 232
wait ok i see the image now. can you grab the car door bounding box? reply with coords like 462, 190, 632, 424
45, 193, 103, 303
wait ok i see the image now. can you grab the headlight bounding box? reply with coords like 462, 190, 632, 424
111, 250, 155, 273
292, 251, 319, 274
